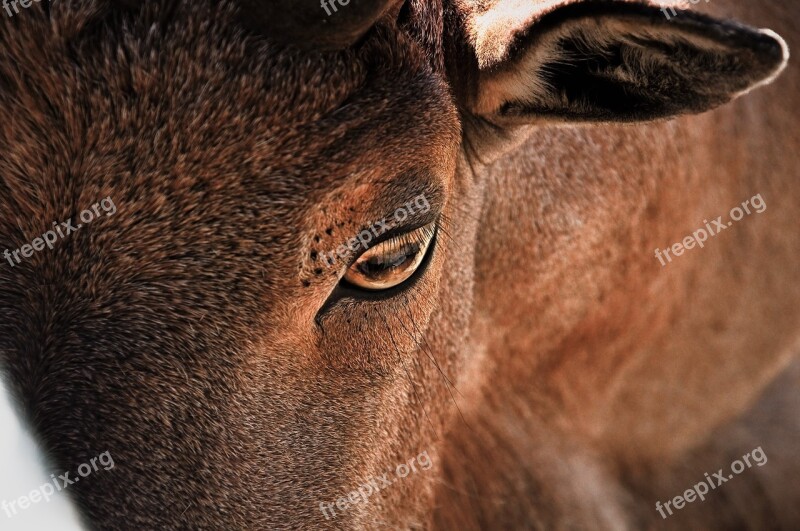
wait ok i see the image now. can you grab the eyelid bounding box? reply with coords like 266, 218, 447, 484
344, 220, 437, 291
315, 218, 440, 318
360, 223, 436, 263
339, 211, 439, 267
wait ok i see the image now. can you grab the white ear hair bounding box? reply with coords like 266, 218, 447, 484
462, 0, 788, 123
0, 377, 85, 530
468, 0, 715, 68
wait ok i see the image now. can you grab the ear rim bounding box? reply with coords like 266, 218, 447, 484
733, 27, 790, 98
466, 1, 789, 124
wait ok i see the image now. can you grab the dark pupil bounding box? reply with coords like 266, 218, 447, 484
357, 243, 420, 277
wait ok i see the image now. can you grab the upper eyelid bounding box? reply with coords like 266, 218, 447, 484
326, 202, 437, 264
349, 194, 435, 243
359, 222, 436, 256
353, 217, 436, 254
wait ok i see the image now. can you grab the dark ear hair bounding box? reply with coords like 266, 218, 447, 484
456, 0, 788, 124
235, 0, 404, 50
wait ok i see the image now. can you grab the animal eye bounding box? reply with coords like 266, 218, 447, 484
343, 222, 436, 291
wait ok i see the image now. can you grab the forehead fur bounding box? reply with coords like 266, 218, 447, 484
0, 0, 455, 284
0, 0, 457, 395
0, 1, 461, 527
0, 0, 438, 179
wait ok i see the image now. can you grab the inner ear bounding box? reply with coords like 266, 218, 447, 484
469, 2, 788, 123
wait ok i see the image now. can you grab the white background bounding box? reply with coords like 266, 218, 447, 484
0, 376, 84, 530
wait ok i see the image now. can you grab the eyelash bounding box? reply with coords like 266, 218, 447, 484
354, 223, 436, 268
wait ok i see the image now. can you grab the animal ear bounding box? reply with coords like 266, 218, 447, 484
460, 1, 789, 124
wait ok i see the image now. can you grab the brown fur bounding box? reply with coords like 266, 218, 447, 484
0, 0, 797, 529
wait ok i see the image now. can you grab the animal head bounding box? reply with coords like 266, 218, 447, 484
0, 0, 787, 528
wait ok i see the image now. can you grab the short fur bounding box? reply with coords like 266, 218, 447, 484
0, 0, 797, 529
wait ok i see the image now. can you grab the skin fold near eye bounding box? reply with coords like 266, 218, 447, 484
344, 222, 437, 291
